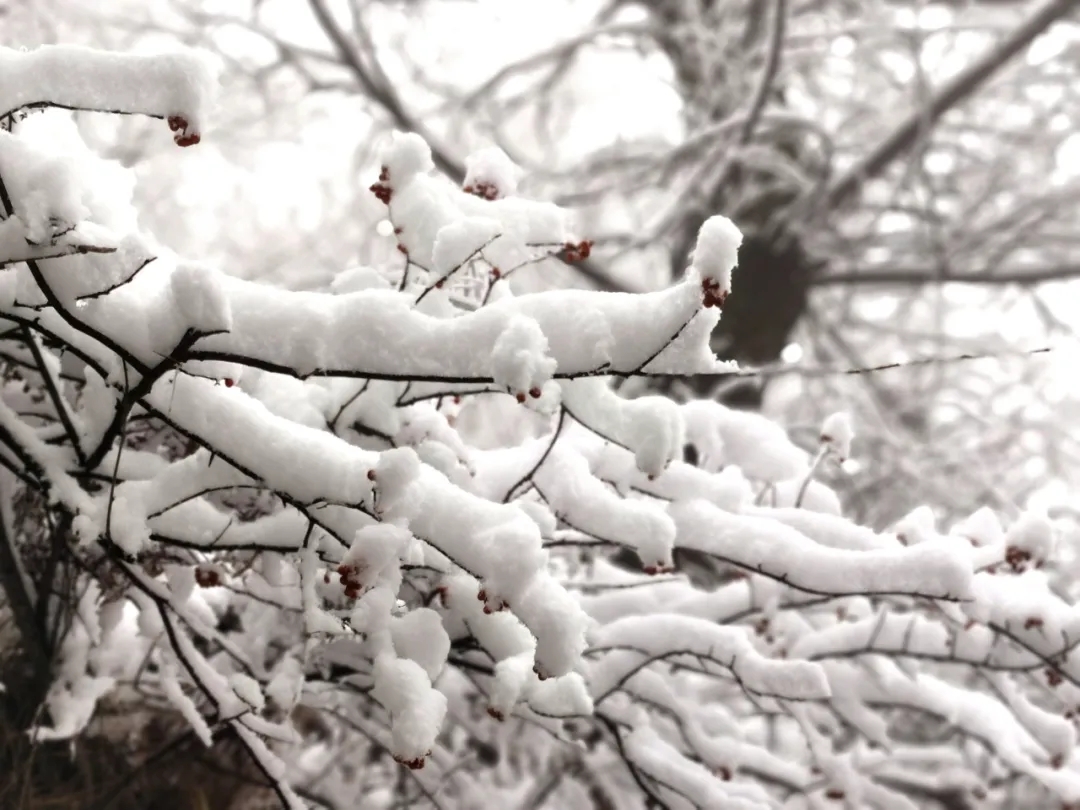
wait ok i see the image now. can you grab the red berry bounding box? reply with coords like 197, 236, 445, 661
166, 116, 201, 147
487, 707, 505, 721
515, 392, 526, 404
367, 470, 376, 481
529, 387, 542, 399
393, 754, 425, 770
194, 566, 220, 588
369, 181, 393, 205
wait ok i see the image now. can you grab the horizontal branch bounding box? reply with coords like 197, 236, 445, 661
0, 45, 216, 135
164, 274, 722, 382
813, 265, 1080, 287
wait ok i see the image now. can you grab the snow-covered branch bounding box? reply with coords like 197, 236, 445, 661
0, 42, 1077, 810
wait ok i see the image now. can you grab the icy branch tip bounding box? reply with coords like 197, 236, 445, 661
463, 146, 522, 200
820, 411, 854, 461
380, 132, 434, 186
692, 215, 743, 308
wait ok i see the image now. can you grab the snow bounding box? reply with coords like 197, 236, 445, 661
266, 656, 304, 712
372, 653, 448, 764
532, 445, 676, 569
0, 45, 218, 140
230, 672, 266, 711
950, 505, 1004, 547
682, 399, 808, 481
161, 660, 214, 747
2, 56, 1072, 809
432, 217, 502, 276
169, 261, 233, 334
166, 564, 197, 603
562, 378, 684, 477
1006, 511, 1055, 564
463, 145, 522, 199
381, 131, 435, 184
689, 215, 743, 298
592, 614, 831, 701
625, 725, 765, 810
391, 608, 451, 682
512, 572, 590, 679
341, 523, 412, 592
820, 411, 855, 460
0, 130, 89, 245
490, 314, 556, 398
671, 499, 974, 600
746, 506, 894, 551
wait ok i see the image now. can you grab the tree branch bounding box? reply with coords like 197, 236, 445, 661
813, 264, 1080, 287
823, 0, 1080, 211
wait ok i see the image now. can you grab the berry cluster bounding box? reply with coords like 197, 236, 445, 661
370, 166, 392, 205
561, 240, 593, 263
701, 277, 727, 308
513, 387, 543, 404
463, 181, 500, 200
641, 561, 675, 576
1004, 544, 1039, 573
477, 588, 509, 615
194, 564, 221, 588
393, 752, 430, 770
336, 562, 367, 600
167, 115, 200, 148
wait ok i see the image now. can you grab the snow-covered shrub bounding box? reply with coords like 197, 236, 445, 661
0, 43, 1078, 810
